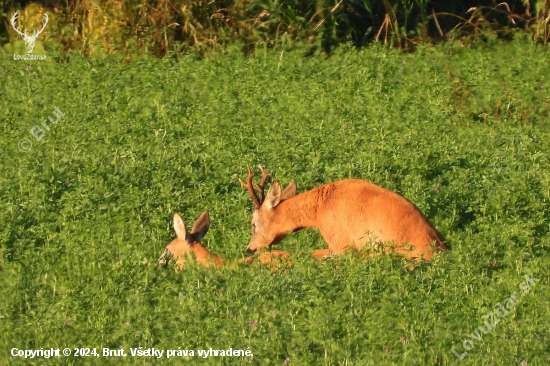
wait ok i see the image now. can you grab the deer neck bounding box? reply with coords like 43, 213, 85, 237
193, 243, 224, 267
272, 189, 320, 233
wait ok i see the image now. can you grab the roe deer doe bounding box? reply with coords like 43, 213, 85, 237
158, 211, 224, 270
240, 165, 448, 261
159, 211, 290, 271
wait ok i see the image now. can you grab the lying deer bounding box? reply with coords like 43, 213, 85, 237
240, 165, 448, 261
158, 211, 290, 271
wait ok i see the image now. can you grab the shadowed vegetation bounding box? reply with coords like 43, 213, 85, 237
0, 0, 549, 57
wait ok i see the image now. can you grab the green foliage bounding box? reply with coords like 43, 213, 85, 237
1, 39, 550, 364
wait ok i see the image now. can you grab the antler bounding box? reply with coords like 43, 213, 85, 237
239, 165, 260, 209
239, 165, 271, 209
11, 11, 27, 38
254, 165, 271, 203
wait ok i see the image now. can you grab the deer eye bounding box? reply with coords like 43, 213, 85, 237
252, 222, 258, 230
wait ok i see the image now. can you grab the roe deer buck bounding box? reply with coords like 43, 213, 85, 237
240, 165, 448, 261
159, 211, 290, 271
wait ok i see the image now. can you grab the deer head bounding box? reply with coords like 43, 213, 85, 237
158, 211, 211, 269
11, 11, 48, 54
240, 165, 297, 253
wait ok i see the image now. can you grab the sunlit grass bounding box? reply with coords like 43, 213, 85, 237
1, 39, 549, 365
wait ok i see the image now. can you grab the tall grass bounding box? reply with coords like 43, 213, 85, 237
1, 0, 549, 57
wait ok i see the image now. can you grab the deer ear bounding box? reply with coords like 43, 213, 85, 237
265, 181, 282, 209
281, 179, 297, 201
173, 213, 188, 239
191, 211, 210, 242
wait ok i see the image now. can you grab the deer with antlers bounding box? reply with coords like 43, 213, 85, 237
11, 11, 48, 54
159, 211, 290, 271
240, 165, 449, 261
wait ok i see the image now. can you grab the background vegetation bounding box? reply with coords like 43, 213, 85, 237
1, 38, 549, 364
1, 0, 550, 57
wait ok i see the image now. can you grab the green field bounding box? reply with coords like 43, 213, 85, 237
1, 39, 549, 365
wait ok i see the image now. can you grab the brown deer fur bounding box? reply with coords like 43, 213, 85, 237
242, 166, 448, 261
159, 212, 290, 271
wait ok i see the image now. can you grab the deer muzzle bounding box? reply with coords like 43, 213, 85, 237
157, 249, 172, 266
